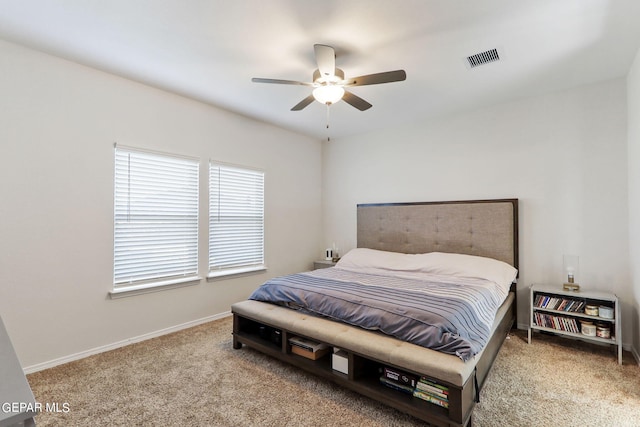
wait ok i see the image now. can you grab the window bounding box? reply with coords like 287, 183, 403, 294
113, 145, 199, 294
209, 162, 265, 277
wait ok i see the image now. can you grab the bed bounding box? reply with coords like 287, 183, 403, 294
231, 199, 518, 427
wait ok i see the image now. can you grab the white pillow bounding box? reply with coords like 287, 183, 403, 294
336, 248, 427, 272
417, 251, 517, 289
336, 248, 517, 289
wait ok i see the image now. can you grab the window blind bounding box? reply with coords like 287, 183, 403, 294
114, 146, 199, 287
209, 163, 264, 274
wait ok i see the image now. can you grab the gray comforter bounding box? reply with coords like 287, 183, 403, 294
249, 267, 508, 361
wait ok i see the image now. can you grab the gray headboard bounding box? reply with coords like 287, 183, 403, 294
357, 199, 518, 269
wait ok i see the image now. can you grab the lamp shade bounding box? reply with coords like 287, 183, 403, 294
563, 254, 579, 283
312, 85, 344, 104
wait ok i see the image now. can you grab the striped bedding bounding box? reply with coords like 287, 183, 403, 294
249, 267, 509, 361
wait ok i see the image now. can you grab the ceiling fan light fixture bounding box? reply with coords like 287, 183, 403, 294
252, 45, 406, 112
312, 85, 345, 104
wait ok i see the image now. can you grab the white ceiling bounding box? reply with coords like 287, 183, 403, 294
1, 0, 640, 141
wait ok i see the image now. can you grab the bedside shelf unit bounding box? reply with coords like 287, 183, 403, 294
313, 259, 337, 270
528, 284, 622, 364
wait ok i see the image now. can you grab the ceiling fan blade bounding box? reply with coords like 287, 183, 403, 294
314, 44, 336, 78
291, 94, 316, 111
344, 70, 407, 86
342, 91, 372, 111
252, 77, 313, 86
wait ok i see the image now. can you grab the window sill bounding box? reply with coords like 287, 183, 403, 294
207, 265, 267, 280
109, 276, 202, 299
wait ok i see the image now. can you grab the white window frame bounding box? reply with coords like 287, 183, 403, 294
208, 161, 265, 278
111, 144, 200, 297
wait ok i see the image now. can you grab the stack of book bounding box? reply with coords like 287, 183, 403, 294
413, 377, 449, 409
533, 312, 580, 333
534, 294, 586, 313
378, 366, 418, 395
378, 366, 451, 410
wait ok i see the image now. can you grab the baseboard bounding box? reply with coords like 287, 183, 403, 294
23, 311, 232, 374
516, 322, 528, 331
626, 343, 640, 365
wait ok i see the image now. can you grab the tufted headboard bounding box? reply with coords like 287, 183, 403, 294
357, 199, 518, 269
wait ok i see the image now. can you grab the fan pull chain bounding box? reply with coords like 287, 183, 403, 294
326, 104, 331, 142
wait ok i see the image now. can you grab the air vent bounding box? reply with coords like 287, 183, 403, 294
466, 48, 500, 68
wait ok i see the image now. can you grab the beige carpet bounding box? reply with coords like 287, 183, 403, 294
27, 316, 640, 426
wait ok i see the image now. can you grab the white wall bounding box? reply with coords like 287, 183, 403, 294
323, 79, 633, 348
628, 47, 640, 357
0, 39, 323, 369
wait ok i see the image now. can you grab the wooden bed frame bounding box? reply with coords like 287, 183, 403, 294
232, 199, 518, 427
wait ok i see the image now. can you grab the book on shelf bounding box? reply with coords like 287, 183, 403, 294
533, 312, 579, 333
556, 299, 567, 311
534, 294, 586, 313
415, 382, 448, 399
381, 366, 418, 388
378, 369, 453, 409
379, 376, 414, 394
413, 389, 449, 408
419, 377, 449, 391
418, 377, 449, 396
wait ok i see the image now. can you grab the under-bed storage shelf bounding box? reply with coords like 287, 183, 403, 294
233, 314, 462, 427
234, 316, 337, 374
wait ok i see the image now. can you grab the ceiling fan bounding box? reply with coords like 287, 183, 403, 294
251, 44, 407, 112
